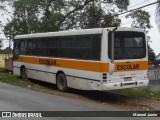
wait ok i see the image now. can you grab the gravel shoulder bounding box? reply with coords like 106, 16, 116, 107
24, 79, 160, 111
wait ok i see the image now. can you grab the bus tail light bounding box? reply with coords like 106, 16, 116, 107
102, 73, 107, 79
124, 77, 132, 81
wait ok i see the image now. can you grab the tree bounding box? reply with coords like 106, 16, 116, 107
4, 0, 42, 38
79, 3, 106, 29
3, 46, 12, 53
0, 39, 3, 50
126, 10, 151, 29
3, 0, 129, 35
3, 0, 151, 39
0, 0, 13, 38
126, 9, 152, 42
156, 0, 160, 31
39, 0, 65, 32
0, 0, 7, 32
0, 0, 13, 23
148, 45, 156, 62
62, 0, 128, 29
126, 9, 156, 63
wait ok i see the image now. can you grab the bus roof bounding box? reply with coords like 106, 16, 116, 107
14, 27, 145, 40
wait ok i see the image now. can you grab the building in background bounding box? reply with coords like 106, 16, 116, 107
0, 53, 12, 68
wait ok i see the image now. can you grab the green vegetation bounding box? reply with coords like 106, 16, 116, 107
115, 88, 160, 99
0, 73, 24, 86
0, 0, 151, 39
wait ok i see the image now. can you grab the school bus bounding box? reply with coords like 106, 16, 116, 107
13, 27, 149, 91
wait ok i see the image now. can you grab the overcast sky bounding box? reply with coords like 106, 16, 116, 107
0, 0, 160, 55
121, 0, 160, 55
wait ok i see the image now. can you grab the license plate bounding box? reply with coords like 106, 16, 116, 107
122, 82, 135, 86
124, 77, 132, 81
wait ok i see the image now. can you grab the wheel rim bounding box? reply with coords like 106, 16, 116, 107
22, 69, 27, 79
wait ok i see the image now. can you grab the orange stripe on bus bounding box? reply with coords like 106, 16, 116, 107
114, 61, 148, 72
17, 56, 148, 72
17, 56, 109, 72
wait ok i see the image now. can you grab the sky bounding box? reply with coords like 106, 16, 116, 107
0, 0, 160, 55
121, 0, 160, 55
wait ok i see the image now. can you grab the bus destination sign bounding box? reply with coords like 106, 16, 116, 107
39, 59, 56, 65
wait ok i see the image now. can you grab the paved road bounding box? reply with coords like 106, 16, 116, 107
0, 82, 159, 120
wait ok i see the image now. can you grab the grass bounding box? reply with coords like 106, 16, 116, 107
114, 88, 160, 99
0, 72, 24, 86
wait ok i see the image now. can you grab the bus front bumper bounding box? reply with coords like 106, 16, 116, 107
102, 79, 149, 90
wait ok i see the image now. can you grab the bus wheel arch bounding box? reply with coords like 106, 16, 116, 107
20, 65, 28, 80
56, 71, 68, 92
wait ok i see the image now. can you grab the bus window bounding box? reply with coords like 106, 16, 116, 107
13, 40, 20, 60
20, 40, 28, 55
92, 35, 101, 60
74, 35, 92, 60
46, 37, 60, 57
108, 32, 146, 60
37, 38, 47, 56
60, 37, 73, 58
27, 39, 37, 55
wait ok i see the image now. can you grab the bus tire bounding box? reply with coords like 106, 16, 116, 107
21, 67, 28, 80
56, 73, 68, 92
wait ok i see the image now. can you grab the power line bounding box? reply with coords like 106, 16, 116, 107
117, 1, 160, 16
120, 10, 157, 27
100, 0, 160, 22
128, 0, 148, 9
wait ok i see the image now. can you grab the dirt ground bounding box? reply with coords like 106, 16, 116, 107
23, 79, 160, 111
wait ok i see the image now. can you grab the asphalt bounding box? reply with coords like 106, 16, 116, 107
0, 82, 159, 120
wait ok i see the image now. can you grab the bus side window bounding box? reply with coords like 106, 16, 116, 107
46, 37, 60, 57
92, 35, 101, 60
83, 36, 92, 60
13, 40, 20, 60
27, 39, 37, 55
20, 40, 28, 55
37, 38, 47, 56
60, 37, 73, 58
74, 35, 92, 60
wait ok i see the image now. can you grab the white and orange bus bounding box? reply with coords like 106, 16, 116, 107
13, 27, 149, 91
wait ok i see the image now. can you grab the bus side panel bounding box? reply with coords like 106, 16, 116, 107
57, 65, 102, 90
27, 69, 56, 84
66, 73, 102, 90
13, 61, 57, 84
13, 61, 102, 90
82, 80, 102, 90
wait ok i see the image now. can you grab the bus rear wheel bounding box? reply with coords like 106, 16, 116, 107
57, 73, 68, 92
21, 67, 28, 80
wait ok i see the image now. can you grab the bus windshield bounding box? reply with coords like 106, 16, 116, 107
108, 31, 146, 60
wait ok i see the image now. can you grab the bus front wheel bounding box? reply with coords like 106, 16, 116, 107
56, 73, 68, 92
21, 67, 28, 80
